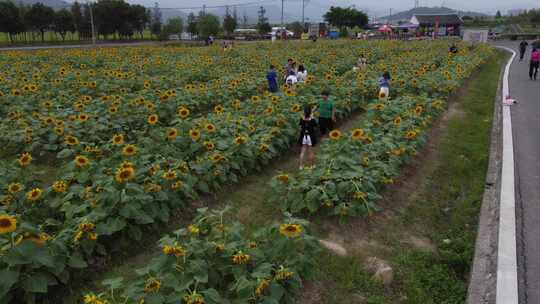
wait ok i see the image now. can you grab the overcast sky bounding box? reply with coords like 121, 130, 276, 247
128, 0, 539, 19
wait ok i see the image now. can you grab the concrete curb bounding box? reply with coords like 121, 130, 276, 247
466, 49, 508, 304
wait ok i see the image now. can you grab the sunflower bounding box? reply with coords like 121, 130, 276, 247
7, 183, 23, 194
74, 155, 90, 167
291, 104, 301, 112
250, 95, 261, 103
271, 95, 280, 103
204, 123, 216, 133
405, 130, 417, 140
329, 130, 342, 140
108, 106, 118, 114
362, 156, 370, 166
53, 126, 64, 135
234, 136, 247, 145
26, 188, 42, 202
183, 293, 206, 304
122, 144, 137, 156
171, 181, 183, 190
255, 279, 271, 297
78, 114, 90, 122
351, 128, 365, 140
0, 215, 17, 234
378, 90, 387, 99
214, 105, 224, 114
121, 161, 134, 169
146, 114, 158, 125
115, 167, 135, 183
162, 170, 177, 181
52, 181, 68, 193
144, 277, 162, 294
178, 107, 190, 118
353, 191, 367, 201
325, 74, 333, 81
204, 141, 215, 151
18, 152, 32, 166
276, 174, 289, 183
189, 129, 201, 141
393, 116, 402, 126
163, 128, 177, 140
111, 134, 124, 145
275, 267, 294, 281
210, 153, 225, 163
285, 88, 296, 97
232, 252, 251, 264
264, 107, 273, 115
414, 105, 423, 115
163, 245, 186, 257
259, 143, 269, 152
279, 223, 303, 237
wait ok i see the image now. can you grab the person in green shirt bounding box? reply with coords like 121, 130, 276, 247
317, 90, 335, 135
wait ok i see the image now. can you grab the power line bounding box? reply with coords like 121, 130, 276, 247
158, 0, 280, 10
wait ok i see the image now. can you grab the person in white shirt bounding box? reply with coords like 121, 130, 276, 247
286, 70, 298, 85
297, 64, 307, 83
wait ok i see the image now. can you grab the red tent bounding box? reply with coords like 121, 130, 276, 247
378, 25, 393, 32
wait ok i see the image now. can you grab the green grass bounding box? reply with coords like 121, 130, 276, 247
309, 51, 507, 303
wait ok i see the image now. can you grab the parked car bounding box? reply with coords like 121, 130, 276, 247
168, 34, 180, 41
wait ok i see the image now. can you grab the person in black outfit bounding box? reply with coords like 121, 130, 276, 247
298, 106, 318, 169
520, 40, 529, 61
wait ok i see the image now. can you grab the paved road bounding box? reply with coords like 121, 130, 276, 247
497, 41, 540, 303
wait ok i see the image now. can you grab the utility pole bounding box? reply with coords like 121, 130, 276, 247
281, 0, 284, 26
202, 4, 206, 15
87, 0, 96, 45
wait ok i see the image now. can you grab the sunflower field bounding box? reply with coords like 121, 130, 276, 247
0, 40, 493, 303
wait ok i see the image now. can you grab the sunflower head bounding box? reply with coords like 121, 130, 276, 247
0, 215, 17, 234
144, 278, 162, 294
405, 130, 417, 140
111, 134, 124, 145
234, 136, 247, 145
189, 129, 201, 141
122, 144, 137, 156
52, 181, 68, 193
26, 188, 42, 202
279, 223, 303, 238
393, 116, 402, 126
18, 152, 32, 167
329, 130, 342, 140
214, 105, 224, 114
115, 167, 135, 183
276, 174, 289, 183
74, 155, 90, 167
250, 95, 260, 103
204, 123, 216, 133
232, 252, 251, 264
204, 141, 215, 151
177, 107, 190, 118
162, 170, 177, 181
7, 183, 23, 194
78, 114, 90, 122
147, 114, 158, 125
351, 128, 365, 140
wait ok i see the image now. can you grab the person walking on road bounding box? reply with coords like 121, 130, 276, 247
316, 90, 336, 135
530, 48, 540, 81
298, 106, 318, 170
520, 40, 529, 61
266, 65, 278, 93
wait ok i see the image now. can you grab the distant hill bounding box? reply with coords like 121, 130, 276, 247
15, 0, 70, 9
379, 6, 488, 23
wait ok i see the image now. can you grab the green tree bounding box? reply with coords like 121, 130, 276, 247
288, 21, 305, 37
164, 17, 183, 35
223, 8, 237, 35
129, 4, 149, 39
324, 6, 368, 30
54, 9, 75, 41
256, 6, 271, 35
0, 1, 25, 43
198, 13, 220, 39
187, 12, 198, 38
25, 3, 55, 42
150, 2, 162, 38
71, 1, 83, 39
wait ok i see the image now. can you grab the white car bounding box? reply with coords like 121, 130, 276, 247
168, 34, 180, 41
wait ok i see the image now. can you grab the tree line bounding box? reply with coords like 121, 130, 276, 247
0, 0, 369, 44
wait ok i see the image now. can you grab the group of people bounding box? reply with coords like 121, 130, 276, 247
266, 59, 308, 93
519, 40, 540, 81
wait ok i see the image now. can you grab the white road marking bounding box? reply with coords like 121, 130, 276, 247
495, 46, 518, 304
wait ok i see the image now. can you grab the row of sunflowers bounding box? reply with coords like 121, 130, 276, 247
0, 40, 492, 302
270, 45, 493, 217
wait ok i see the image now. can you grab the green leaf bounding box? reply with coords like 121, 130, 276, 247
56, 148, 73, 159
201, 288, 222, 303
96, 217, 126, 235
68, 252, 88, 269
101, 277, 124, 290
0, 270, 19, 298
21, 273, 51, 293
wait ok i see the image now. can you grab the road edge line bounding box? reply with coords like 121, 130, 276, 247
495, 46, 518, 304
